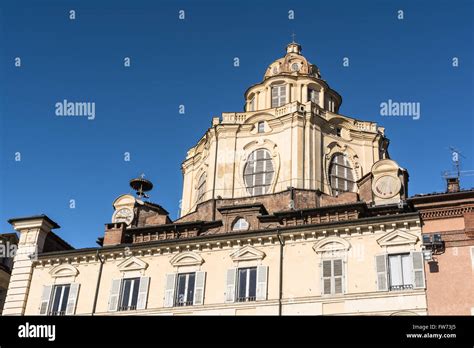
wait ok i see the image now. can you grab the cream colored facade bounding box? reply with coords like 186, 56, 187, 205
15, 214, 425, 316
3, 42, 427, 316
180, 42, 388, 216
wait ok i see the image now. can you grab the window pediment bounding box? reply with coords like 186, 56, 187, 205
170, 251, 204, 267
117, 256, 148, 272
49, 264, 79, 278
377, 230, 418, 247
313, 237, 351, 253
229, 245, 265, 262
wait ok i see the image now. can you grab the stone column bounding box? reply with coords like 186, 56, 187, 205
2, 215, 59, 315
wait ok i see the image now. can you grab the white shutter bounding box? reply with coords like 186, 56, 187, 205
164, 273, 176, 308
333, 259, 343, 294
108, 279, 121, 312
256, 266, 268, 301
375, 254, 388, 291
65, 283, 80, 315
321, 260, 332, 295
411, 252, 425, 289
193, 271, 206, 305
136, 277, 150, 310
225, 268, 237, 303
39, 285, 53, 315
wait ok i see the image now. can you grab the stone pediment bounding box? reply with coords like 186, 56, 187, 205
229, 245, 265, 261
313, 237, 351, 253
170, 251, 204, 267
117, 256, 148, 272
377, 230, 418, 247
49, 264, 79, 278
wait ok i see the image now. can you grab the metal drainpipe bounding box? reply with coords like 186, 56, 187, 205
91, 250, 104, 315
277, 229, 284, 316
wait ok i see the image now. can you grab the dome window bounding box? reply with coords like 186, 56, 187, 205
249, 96, 255, 111
244, 148, 274, 196
232, 218, 249, 231
291, 63, 300, 72
329, 153, 355, 196
196, 173, 206, 203
308, 88, 319, 104
271, 84, 286, 108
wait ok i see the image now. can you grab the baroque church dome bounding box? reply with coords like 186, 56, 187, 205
263, 42, 321, 80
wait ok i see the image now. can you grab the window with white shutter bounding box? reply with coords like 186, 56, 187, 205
108, 279, 121, 312
236, 267, 258, 302
164, 273, 177, 308
375, 254, 388, 291
244, 148, 274, 196
411, 252, 425, 289
383, 252, 425, 291
65, 283, 80, 315
39, 285, 53, 315
193, 271, 206, 305
118, 277, 140, 311
271, 84, 286, 107
256, 265, 268, 301
136, 277, 150, 310
225, 268, 237, 303
175, 272, 195, 306
321, 259, 344, 295
39, 283, 80, 316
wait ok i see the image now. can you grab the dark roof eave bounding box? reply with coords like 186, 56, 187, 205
409, 189, 474, 203
36, 212, 420, 259
271, 201, 368, 218
127, 220, 223, 234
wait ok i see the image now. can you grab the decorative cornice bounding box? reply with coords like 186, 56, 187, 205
419, 206, 473, 220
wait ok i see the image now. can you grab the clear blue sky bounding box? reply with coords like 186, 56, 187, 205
1, 0, 473, 248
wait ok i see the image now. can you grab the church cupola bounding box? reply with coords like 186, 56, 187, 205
286, 42, 302, 55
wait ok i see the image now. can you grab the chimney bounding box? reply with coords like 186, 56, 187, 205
103, 222, 127, 246
446, 177, 460, 193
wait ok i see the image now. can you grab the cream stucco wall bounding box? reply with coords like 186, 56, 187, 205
22, 217, 426, 316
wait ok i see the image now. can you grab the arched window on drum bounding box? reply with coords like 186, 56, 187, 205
329, 153, 355, 196
196, 173, 206, 203
243, 149, 274, 196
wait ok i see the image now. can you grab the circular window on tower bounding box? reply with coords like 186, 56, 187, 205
243, 148, 274, 196
291, 63, 300, 72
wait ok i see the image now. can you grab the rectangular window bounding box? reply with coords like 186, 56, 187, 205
258, 121, 265, 133
388, 254, 413, 290
308, 88, 319, 104
237, 267, 257, 302
175, 272, 196, 307
249, 97, 255, 111
119, 277, 140, 311
50, 284, 70, 316
322, 259, 344, 295
271, 85, 286, 108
